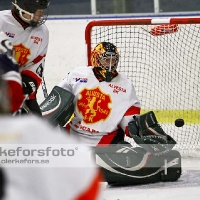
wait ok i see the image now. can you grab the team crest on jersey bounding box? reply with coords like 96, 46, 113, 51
13, 43, 31, 67
77, 87, 112, 124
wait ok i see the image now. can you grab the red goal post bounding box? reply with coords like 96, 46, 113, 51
85, 17, 200, 156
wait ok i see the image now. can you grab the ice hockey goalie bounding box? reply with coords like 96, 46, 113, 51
95, 111, 182, 186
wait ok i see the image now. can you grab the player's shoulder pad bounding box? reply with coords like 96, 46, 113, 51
0, 10, 10, 17
117, 72, 133, 84
70, 66, 93, 74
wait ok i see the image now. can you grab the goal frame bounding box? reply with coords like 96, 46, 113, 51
84, 17, 200, 155
85, 17, 200, 65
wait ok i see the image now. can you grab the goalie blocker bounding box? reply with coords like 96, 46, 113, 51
40, 86, 75, 126
95, 111, 182, 186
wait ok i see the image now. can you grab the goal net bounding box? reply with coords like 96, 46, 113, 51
85, 17, 200, 157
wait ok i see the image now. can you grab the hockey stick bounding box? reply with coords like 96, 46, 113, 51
12, 95, 32, 116
41, 76, 48, 99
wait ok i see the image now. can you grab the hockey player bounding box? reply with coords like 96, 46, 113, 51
0, 73, 103, 199
39, 42, 181, 186
0, 32, 24, 113
54, 42, 141, 146
0, 0, 50, 115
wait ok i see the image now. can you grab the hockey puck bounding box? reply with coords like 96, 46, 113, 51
175, 119, 184, 127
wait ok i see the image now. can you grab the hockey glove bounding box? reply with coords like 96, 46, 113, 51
21, 75, 37, 95
128, 111, 176, 155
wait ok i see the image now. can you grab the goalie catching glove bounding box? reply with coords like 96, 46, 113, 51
128, 111, 176, 155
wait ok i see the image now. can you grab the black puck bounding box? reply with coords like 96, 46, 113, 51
175, 119, 184, 127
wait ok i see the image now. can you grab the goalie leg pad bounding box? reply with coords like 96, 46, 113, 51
95, 145, 181, 186
40, 86, 75, 126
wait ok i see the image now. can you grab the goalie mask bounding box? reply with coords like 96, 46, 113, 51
91, 42, 119, 82
12, 0, 50, 27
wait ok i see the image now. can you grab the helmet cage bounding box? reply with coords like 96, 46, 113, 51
98, 52, 119, 72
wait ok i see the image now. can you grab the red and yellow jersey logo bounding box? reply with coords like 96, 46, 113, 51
77, 87, 112, 124
13, 43, 31, 67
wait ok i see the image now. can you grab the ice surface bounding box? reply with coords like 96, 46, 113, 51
102, 158, 200, 200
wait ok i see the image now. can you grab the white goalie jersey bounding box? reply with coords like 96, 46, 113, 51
58, 66, 141, 146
